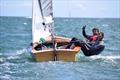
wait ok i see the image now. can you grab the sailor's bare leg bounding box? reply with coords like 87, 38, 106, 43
54, 36, 71, 42
45, 36, 71, 43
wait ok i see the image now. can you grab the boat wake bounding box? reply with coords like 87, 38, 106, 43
88, 55, 120, 64
89, 55, 120, 60
102, 24, 109, 27
0, 48, 32, 64
1, 48, 120, 64
77, 53, 120, 63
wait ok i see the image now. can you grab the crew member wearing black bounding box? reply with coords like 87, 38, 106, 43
82, 25, 99, 42
66, 30, 105, 56
79, 32, 105, 56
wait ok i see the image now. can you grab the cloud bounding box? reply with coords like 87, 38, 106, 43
0, 0, 32, 7
76, 4, 85, 10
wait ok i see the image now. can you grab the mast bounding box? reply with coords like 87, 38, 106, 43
32, 0, 57, 61
44, 0, 57, 61
40, 0, 57, 61
50, 0, 57, 61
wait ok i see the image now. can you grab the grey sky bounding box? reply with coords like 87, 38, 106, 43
0, 0, 120, 18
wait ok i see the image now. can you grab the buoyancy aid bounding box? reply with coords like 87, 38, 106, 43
90, 35, 97, 41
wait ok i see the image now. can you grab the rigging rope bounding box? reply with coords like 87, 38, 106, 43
38, 0, 57, 61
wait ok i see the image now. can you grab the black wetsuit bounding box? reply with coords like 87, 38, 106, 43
78, 41, 105, 56
68, 37, 105, 56
34, 44, 47, 50
82, 28, 105, 56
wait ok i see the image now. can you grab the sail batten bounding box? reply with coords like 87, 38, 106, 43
41, 0, 52, 16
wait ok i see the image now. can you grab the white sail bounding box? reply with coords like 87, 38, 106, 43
32, 0, 53, 43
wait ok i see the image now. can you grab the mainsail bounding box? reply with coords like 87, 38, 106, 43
32, 0, 54, 43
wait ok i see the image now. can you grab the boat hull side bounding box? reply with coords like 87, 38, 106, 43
32, 47, 80, 62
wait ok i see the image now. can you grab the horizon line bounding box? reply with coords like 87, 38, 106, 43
0, 15, 120, 19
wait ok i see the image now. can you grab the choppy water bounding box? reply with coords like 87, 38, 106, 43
0, 17, 120, 80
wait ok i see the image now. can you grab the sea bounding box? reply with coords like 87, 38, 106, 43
0, 16, 120, 80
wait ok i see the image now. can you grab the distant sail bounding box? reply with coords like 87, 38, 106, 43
32, 0, 53, 43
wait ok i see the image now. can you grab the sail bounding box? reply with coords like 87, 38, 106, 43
32, 0, 53, 43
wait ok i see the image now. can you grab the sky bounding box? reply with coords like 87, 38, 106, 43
0, 0, 120, 18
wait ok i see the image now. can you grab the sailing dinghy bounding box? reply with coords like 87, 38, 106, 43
31, 0, 81, 61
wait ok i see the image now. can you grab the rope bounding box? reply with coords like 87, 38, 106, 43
38, 0, 57, 61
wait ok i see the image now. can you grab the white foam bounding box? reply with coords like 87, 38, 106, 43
16, 48, 28, 55
89, 55, 120, 60
102, 24, 109, 27
0, 74, 11, 79
23, 22, 27, 25
0, 58, 4, 63
7, 56, 20, 60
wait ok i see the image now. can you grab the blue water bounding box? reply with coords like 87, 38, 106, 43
0, 17, 120, 80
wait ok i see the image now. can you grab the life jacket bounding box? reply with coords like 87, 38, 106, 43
90, 35, 97, 41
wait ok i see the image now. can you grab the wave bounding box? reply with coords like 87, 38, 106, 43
0, 74, 11, 80
90, 55, 120, 60
23, 22, 27, 25
77, 54, 120, 63
0, 48, 31, 63
15, 48, 28, 55
88, 55, 120, 63
25, 16, 32, 19
1, 48, 120, 64
102, 24, 109, 27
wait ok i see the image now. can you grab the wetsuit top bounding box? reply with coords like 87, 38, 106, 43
90, 41, 104, 50
83, 41, 105, 56
67, 37, 105, 56
82, 28, 97, 42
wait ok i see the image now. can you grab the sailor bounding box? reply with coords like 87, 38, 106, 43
66, 32, 105, 56
31, 38, 47, 50
82, 25, 99, 42
31, 35, 71, 51
79, 32, 105, 56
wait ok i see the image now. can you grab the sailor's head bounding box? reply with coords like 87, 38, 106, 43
98, 32, 104, 41
92, 27, 99, 35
